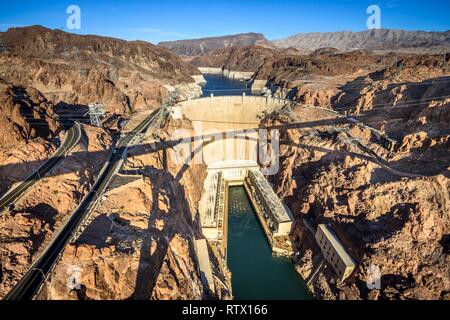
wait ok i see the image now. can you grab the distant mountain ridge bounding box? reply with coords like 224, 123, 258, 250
273, 29, 450, 53
159, 29, 450, 56
158, 32, 275, 56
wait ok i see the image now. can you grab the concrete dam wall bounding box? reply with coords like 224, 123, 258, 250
171, 95, 286, 165
179, 95, 285, 127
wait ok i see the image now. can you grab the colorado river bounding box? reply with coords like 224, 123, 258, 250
227, 186, 311, 300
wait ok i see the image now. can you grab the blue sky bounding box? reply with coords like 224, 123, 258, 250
0, 0, 449, 43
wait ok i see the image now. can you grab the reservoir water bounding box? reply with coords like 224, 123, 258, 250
202, 74, 252, 97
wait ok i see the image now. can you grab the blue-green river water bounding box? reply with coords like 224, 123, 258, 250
228, 186, 311, 300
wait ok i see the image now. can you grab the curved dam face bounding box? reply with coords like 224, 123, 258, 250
171, 95, 285, 166
183, 76, 311, 300
180, 95, 284, 125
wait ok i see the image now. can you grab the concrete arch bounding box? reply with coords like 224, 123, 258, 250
171, 95, 285, 166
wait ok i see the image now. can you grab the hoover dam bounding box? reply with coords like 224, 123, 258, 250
177, 75, 311, 299
0, 21, 448, 303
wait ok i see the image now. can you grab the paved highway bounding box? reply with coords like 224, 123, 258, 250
4, 108, 162, 300
0, 123, 82, 214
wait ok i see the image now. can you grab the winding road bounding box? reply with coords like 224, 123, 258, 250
3, 95, 440, 300
0, 122, 82, 214
4, 108, 162, 300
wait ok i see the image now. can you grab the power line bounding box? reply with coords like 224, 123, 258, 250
362, 93, 450, 108
11, 90, 450, 123
272, 76, 450, 91
261, 57, 448, 74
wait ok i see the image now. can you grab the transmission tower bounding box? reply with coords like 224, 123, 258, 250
166, 89, 180, 106
88, 103, 106, 127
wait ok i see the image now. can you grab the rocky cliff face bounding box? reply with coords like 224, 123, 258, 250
0, 84, 63, 194
41, 173, 205, 300
327, 54, 450, 174
261, 99, 449, 300
40, 117, 232, 300
191, 45, 277, 72
159, 32, 274, 56
253, 49, 397, 82
0, 124, 112, 298
291, 156, 449, 300
258, 53, 449, 300
0, 84, 61, 147
274, 29, 450, 54
333, 54, 449, 115
0, 26, 201, 114
239, 49, 449, 156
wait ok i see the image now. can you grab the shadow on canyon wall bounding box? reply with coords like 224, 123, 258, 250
3, 113, 448, 195
69, 146, 203, 300
130, 149, 199, 299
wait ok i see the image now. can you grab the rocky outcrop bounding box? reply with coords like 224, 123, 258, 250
292, 157, 449, 300
159, 33, 274, 56
40, 117, 232, 300
0, 140, 57, 195
328, 54, 450, 175
42, 175, 204, 300
191, 46, 276, 72
0, 84, 60, 147
0, 125, 112, 298
292, 85, 340, 107
0, 84, 63, 194
262, 105, 450, 300
0, 26, 202, 114
253, 50, 393, 82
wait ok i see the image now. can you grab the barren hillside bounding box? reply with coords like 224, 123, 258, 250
159, 32, 274, 56
0, 26, 202, 114
274, 29, 450, 54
